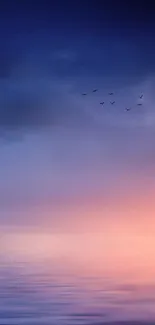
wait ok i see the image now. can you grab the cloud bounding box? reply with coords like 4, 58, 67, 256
0, 73, 155, 145
0, 21, 155, 141
0, 78, 84, 136
0, 90, 44, 128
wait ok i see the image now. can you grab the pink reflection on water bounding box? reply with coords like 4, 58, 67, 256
0, 259, 155, 324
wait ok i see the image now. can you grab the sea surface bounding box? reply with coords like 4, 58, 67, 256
0, 260, 155, 325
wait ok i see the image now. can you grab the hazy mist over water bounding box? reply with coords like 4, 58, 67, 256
0, 255, 155, 325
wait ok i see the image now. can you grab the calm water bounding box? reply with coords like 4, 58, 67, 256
0, 260, 155, 325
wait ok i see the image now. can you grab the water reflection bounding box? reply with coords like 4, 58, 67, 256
0, 260, 155, 324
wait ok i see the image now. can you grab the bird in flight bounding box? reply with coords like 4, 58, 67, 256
125, 107, 131, 111
82, 93, 87, 96
100, 102, 104, 105
139, 94, 143, 99
109, 92, 114, 95
110, 101, 115, 105
92, 89, 98, 92
137, 103, 142, 106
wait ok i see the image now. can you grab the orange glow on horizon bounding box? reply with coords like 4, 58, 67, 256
1, 201, 155, 284
1, 181, 155, 286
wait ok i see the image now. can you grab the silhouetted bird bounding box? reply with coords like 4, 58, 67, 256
137, 103, 142, 106
110, 101, 115, 105
109, 92, 114, 95
92, 89, 98, 92
100, 102, 104, 105
125, 107, 131, 111
139, 94, 143, 99
82, 93, 87, 96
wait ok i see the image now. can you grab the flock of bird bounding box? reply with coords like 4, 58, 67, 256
81, 89, 144, 112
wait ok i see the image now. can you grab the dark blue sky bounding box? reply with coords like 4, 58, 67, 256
1, 0, 155, 132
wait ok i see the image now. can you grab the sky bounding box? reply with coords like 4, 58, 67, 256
0, 0, 155, 280
1, 1, 155, 323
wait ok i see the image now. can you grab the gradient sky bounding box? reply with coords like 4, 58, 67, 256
1, 0, 155, 281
